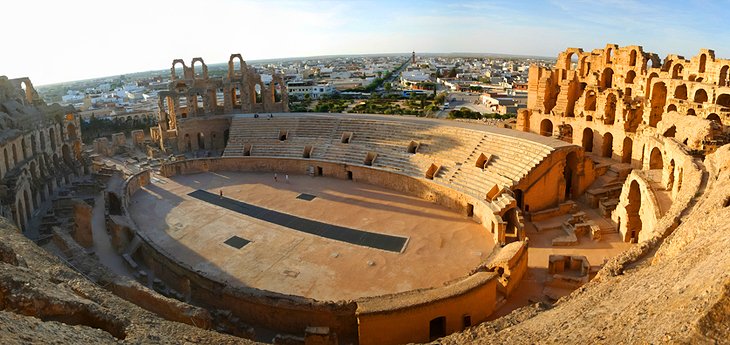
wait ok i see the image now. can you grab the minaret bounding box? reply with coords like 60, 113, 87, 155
411, 51, 416, 64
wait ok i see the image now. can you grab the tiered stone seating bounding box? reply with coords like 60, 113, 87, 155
223, 115, 560, 202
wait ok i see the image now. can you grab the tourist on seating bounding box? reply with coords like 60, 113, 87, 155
285, 174, 289, 183
219, 190, 223, 198
274, 173, 278, 182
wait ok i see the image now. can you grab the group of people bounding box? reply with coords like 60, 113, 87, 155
253, 113, 274, 119
273, 173, 289, 183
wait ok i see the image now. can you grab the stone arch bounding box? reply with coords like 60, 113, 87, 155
687, 109, 696, 116
232, 85, 242, 108
663, 125, 676, 137
565, 51, 577, 70
49, 128, 57, 151
707, 113, 721, 125
514, 189, 524, 209
67, 123, 77, 140
3, 147, 8, 172
503, 207, 521, 244
649, 147, 663, 169
716, 94, 730, 108
19, 80, 33, 104
694, 89, 708, 103
601, 68, 614, 89
539, 119, 553, 137
671, 63, 683, 79
172, 59, 186, 81
622, 136, 633, 164
584, 90, 597, 111
582, 128, 594, 153
191, 58, 208, 80
62, 144, 73, 166
21, 138, 27, 160
719, 65, 730, 87
645, 72, 659, 98
649, 82, 667, 127
23, 189, 31, 229
667, 104, 677, 112
197, 132, 205, 150
674, 84, 688, 100
625, 180, 643, 243
30, 134, 36, 156
184, 134, 192, 151
194, 92, 204, 113
601, 132, 613, 158
17, 199, 26, 232
273, 82, 283, 103
564, 151, 579, 199
254, 84, 263, 104
625, 70, 636, 84
228, 54, 246, 78
604, 93, 617, 125
12, 143, 18, 165
30, 161, 38, 180
605, 47, 614, 64
699, 54, 707, 73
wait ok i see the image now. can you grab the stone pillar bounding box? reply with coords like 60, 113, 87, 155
72, 199, 93, 247
131, 130, 145, 148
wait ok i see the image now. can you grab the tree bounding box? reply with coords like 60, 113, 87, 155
447, 67, 457, 78
384, 82, 392, 91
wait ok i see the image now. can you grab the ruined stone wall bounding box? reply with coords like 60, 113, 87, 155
0, 76, 84, 234
155, 55, 288, 152
521, 44, 727, 153
176, 116, 231, 152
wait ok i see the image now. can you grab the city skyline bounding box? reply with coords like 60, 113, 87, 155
3, 0, 727, 85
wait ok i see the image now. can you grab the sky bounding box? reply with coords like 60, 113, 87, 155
2, 0, 729, 85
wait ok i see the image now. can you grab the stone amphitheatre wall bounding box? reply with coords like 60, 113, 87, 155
174, 116, 231, 153
0, 76, 84, 236
116, 157, 531, 344
355, 271, 498, 345
157, 157, 516, 242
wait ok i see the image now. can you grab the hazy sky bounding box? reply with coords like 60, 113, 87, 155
2, 0, 728, 85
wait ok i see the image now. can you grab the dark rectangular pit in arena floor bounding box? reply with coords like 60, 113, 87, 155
296, 193, 317, 201
224, 235, 250, 249
188, 189, 407, 253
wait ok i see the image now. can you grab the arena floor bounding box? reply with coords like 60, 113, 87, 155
129, 171, 494, 301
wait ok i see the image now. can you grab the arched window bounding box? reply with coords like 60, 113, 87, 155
694, 89, 708, 103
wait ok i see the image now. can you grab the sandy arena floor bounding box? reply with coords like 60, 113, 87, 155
129, 171, 494, 301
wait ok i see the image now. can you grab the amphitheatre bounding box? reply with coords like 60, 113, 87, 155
0, 43, 728, 344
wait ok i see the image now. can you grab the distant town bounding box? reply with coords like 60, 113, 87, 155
36, 53, 554, 143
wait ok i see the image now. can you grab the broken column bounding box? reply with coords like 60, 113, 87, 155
131, 129, 145, 148
72, 199, 93, 247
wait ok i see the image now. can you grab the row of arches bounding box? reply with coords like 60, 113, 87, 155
181, 129, 230, 152
162, 82, 285, 122
0, 126, 67, 179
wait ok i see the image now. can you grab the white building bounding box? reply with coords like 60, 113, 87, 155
287, 80, 336, 99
